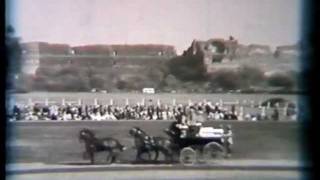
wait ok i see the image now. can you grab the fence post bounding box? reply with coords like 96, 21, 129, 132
238, 105, 244, 121
283, 103, 288, 116
267, 102, 271, 109
261, 106, 266, 118
172, 99, 176, 106
110, 99, 113, 106
94, 98, 98, 106
125, 98, 129, 106
78, 99, 82, 106
45, 98, 49, 106
28, 98, 33, 105
141, 98, 145, 106
157, 99, 161, 106
62, 98, 65, 106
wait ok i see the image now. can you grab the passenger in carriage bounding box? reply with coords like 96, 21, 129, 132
173, 106, 189, 137
187, 107, 205, 137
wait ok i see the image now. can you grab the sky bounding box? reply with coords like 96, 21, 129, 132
6, 0, 301, 54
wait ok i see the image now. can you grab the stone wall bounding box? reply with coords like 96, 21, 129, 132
181, 37, 299, 74
21, 42, 176, 76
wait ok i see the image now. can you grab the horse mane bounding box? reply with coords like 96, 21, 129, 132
136, 127, 148, 135
79, 128, 95, 138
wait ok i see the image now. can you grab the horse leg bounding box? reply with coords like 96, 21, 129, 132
111, 154, 117, 164
154, 150, 159, 161
136, 149, 142, 162
89, 151, 95, 164
82, 151, 88, 159
167, 151, 174, 162
106, 150, 115, 164
161, 149, 172, 163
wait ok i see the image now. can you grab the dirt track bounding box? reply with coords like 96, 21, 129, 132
6, 121, 301, 164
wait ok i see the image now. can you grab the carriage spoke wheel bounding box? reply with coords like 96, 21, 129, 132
203, 142, 225, 163
180, 147, 197, 164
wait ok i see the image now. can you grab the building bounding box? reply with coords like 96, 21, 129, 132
20, 42, 177, 76
182, 36, 238, 73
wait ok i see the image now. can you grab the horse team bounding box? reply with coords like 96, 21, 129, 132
79, 122, 232, 165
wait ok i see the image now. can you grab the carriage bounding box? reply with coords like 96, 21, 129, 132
79, 122, 232, 165
164, 122, 233, 164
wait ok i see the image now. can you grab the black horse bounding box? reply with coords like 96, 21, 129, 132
79, 128, 126, 164
129, 127, 174, 162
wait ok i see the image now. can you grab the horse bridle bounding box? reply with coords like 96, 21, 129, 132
79, 129, 95, 142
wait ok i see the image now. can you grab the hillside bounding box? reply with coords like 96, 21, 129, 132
14, 40, 301, 93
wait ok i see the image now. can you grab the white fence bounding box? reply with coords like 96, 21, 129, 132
20, 98, 267, 107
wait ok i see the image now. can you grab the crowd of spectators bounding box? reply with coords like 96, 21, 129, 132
8, 99, 297, 122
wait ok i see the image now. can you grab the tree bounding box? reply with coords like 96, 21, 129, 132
167, 55, 206, 81
267, 73, 295, 89
6, 25, 22, 90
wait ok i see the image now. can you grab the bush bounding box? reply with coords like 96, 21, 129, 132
267, 73, 295, 89
208, 70, 242, 90
90, 75, 105, 89
58, 66, 80, 76
238, 65, 265, 87
167, 55, 206, 81
207, 65, 267, 91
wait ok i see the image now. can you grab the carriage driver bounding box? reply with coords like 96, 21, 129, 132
173, 105, 189, 138
187, 107, 205, 137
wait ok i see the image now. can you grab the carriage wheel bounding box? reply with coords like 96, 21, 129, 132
202, 142, 225, 162
179, 147, 197, 164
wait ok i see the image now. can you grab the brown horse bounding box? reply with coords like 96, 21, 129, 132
79, 128, 126, 164
129, 127, 174, 162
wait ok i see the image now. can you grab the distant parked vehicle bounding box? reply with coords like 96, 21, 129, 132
100, 90, 107, 93
142, 88, 155, 94
91, 88, 97, 93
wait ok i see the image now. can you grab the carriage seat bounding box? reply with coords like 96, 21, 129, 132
198, 127, 224, 138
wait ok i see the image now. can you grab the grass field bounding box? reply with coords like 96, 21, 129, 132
6, 121, 301, 164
